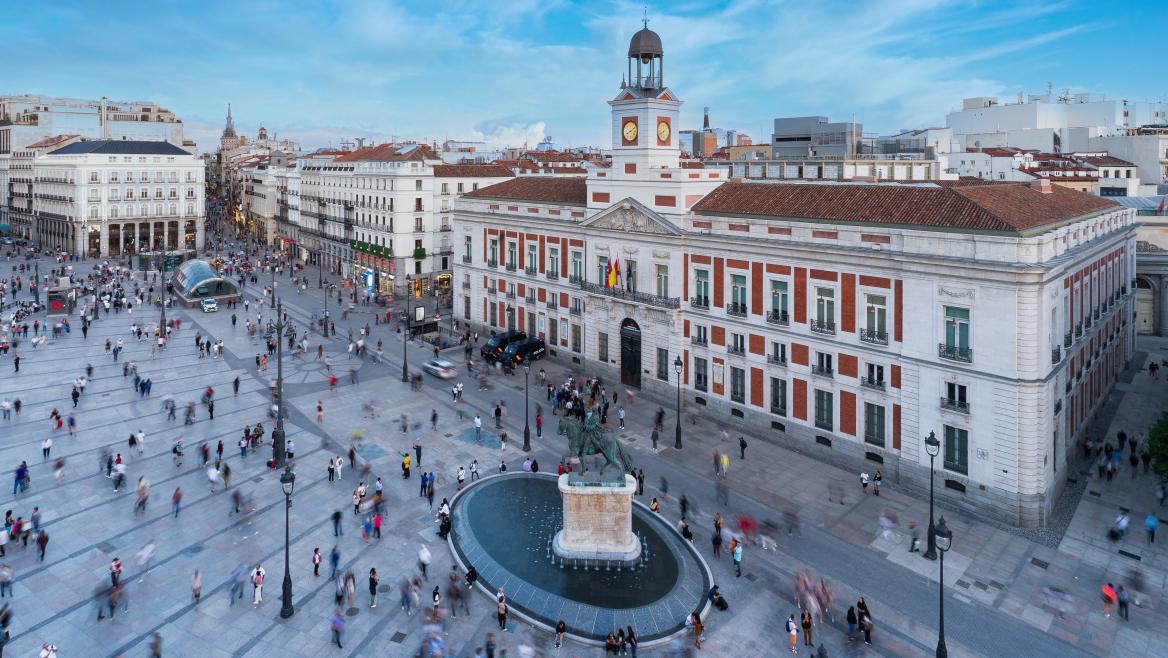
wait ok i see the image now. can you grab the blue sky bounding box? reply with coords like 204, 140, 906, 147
3, 1, 1165, 153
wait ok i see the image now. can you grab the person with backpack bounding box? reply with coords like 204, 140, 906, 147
786, 613, 799, 653
251, 564, 266, 606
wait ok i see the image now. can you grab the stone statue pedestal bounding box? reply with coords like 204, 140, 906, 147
552, 473, 642, 566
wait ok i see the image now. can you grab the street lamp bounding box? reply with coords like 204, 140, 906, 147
673, 355, 683, 450
272, 299, 287, 469
934, 516, 952, 658
278, 467, 296, 619
522, 363, 531, 452
33, 261, 40, 306
401, 275, 412, 383
924, 430, 940, 561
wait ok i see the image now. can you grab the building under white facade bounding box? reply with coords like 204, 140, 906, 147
453, 26, 1139, 528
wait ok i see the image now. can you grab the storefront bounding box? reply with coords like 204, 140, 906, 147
434, 272, 452, 298
351, 246, 395, 295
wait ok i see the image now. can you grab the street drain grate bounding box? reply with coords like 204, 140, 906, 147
745, 573, 757, 582
97, 541, 117, 554
973, 581, 989, 590
379, 585, 390, 593
1030, 558, 1049, 569
989, 581, 1005, 590
252, 476, 264, 483
1118, 550, 1142, 561
390, 632, 407, 643
1088, 491, 1101, 497
184, 545, 205, 556
346, 607, 360, 616
955, 580, 971, 588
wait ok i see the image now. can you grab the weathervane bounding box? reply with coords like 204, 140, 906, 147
642, 6, 649, 28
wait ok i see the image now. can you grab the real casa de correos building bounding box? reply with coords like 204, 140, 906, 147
452, 26, 1138, 527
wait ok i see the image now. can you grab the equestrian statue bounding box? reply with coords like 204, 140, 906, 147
561, 415, 634, 481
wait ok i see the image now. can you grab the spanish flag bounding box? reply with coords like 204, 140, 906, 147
607, 260, 620, 288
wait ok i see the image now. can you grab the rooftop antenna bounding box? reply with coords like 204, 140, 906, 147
643, 5, 649, 28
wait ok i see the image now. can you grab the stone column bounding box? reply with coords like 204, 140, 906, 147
100, 222, 109, 259
1159, 275, 1168, 337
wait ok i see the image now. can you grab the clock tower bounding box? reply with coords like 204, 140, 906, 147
608, 23, 682, 171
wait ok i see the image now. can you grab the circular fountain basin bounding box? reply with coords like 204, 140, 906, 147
448, 472, 712, 644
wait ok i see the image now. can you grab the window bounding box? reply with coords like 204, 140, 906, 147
571, 324, 581, 353
695, 325, 709, 345
548, 315, 559, 345
694, 357, 708, 392
624, 260, 637, 292
414, 198, 423, 212
770, 377, 787, 415
597, 255, 609, 285
864, 403, 886, 446
656, 348, 669, 381
770, 280, 789, 322
863, 294, 888, 343
866, 363, 884, 385
488, 240, 498, 265
89, 171, 99, 183
656, 264, 669, 298
464, 236, 472, 260
694, 270, 710, 306
598, 333, 609, 363
730, 367, 746, 403
457, 182, 464, 193
88, 206, 99, 219
814, 389, 833, 431
942, 306, 971, 361
943, 382, 968, 412
110, 172, 119, 183
730, 274, 747, 313
507, 243, 517, 269
770, 341, 786, 364
728, 332, 744, 355
815, 351, 833, 376
88, 189, 99, 201
414, 217, 424, 232
548, 247, 559, 276
415, 180, 422, 191
109, 206, 118, 219
943, 425, 968, 474
489, 303, 498, 327
527, 246, 537, 272
814, 287, 835, 331
441, 183, 449, 195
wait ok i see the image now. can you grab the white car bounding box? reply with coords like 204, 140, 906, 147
421, 358, 458, 379
201, 299, 219, 313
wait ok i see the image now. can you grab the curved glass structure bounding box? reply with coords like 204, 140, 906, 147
173, 259, 239, 300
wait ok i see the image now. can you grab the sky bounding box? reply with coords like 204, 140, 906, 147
3, 0, 1165, 154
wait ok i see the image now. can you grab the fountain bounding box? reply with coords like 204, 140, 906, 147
447, 417, 712, 646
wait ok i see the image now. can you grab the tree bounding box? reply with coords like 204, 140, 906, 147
1148, 412, 1168, 478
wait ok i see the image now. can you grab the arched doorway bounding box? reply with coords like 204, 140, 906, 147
1136, 277, 1155, 335
620, 318, 642, 389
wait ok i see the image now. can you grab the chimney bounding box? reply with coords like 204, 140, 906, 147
703, 107, 710, 130
100, 96, 108, 139
1029, 178, 1052, 194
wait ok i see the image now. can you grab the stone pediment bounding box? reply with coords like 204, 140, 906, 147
580, 197, 684, 236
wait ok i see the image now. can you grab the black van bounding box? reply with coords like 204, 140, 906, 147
499, 337, 546, 367
480, 330, 526, 362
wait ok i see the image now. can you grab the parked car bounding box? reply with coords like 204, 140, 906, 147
499, 337, 546, 367
201, 298, 218, 313
480, 330, 526, 362
422, 358, 458, 379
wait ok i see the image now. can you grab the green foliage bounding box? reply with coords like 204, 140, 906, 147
1149, 412, 1168, 478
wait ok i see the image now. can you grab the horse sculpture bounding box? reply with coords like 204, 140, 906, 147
562, 415, 635, 476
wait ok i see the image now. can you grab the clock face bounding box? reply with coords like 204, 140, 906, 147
657, 120, 671, 144
622, 120, 638, 145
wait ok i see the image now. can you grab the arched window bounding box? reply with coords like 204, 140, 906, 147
89, 205, 99, 219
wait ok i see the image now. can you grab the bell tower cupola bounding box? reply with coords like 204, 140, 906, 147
626, 21, 664, 91
609, 20, 682, 171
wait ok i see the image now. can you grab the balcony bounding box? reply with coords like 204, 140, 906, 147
770, 404, 787, 417
1094, 308, 1101, 321
1064, 332, 1072, 348
439, 225, 452, 232
811, 365, 834, 379
940, 397, 970, 414
438, 245, 454, 255
767, 354, 787, 366
860, 377, 886, 391
766, 310, 790, 326
1084, 315, 1092, 329
1054, 399, 1063, 415
546, 299, 558, 310
690, 297, 710, 311
859, 328, 888, 346
546, 271, 559, 281
505, 262, 517, 272
524, 266, 538, 275
1074, 323, 1083, 338
937, 343, 973, 363
1051, 346, 1062, 364
487, 286, 497, 296
462, 255, 473, 264
505, 290, 516, 300
569, 305, 583, 316
725, 303, 748, 318
568, 274, 583, 285
691, 335, 708, 347
487, 259, 498, 269
578, 281, 681, 310
525, 294, 536, 304
461, 281, 470, 290
727, 345, 745, 357
809, 319, 836, 335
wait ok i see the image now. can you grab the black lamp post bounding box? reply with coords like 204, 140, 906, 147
317, 250, 323, 289
272, 299, 287, 469
673, 355, 683, 450
924, 430, 940, 561
934, 516, 952, 658
522, 363, 532, 452
157, 253, 167, 341
401, 275, 411, 383
33, 261, 40, 306
278, 467, 296, 619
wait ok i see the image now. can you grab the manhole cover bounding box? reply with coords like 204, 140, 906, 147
252, 476, 264, 483
345, 607, 360, 616
97, 541, 117, 554
744, 573, 757, 582
390, 632, 407, 643
378, 584, 390, 593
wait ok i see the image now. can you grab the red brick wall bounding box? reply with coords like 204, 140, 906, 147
892, 404, 901, 450
894, 279, 903, 343
841, 273, 856, 333
838, 353, 858, 378
751, 262, 763, 315
714, 258, 725, 308
791, 343, 809, 366
840, 391, 856, 436
750, 367, 764, 407
794, 268, 807, 324
748, 334, 765, 355
711, 325, 726, 347
793, 379, 807, 420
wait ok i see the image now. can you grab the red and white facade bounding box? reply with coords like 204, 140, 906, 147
453, 28, 1139, 527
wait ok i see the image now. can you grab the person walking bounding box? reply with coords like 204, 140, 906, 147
418, 544, 431, 580
368, 568, 379, 608
739, 436, 748, 459
857, 597, 873, 645
496, 596, 508, 630
251, 564, 266, 606
860, 471, 870, 494
330, 609, 345, 648
1117, 584, 1132, 620
313, 548, 322, 577
732, 539, 743, 577
474, 414, 483, 442
192, 570, 202, 605
1146, 514, 1157, 544
1101, 582, 1117, 617
846, 605, 857, 641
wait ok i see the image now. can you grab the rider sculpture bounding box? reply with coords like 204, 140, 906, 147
561, 415, 634, 481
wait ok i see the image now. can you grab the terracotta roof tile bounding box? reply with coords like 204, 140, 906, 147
465, 177, 587, 205
27, 135, 79, 149
1078, 154, 1135, 167
692, 180, 1116, 233
334, 144, 437, 162
433, 164, 514, 178
523, 150, 582, 164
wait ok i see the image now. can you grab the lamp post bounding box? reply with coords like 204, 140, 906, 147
522, 363, 532, 452
401, 275, 411, 383
272, 299, 287, 469
278, 467, 296, 619
157, 253, 167, 341
924, 430, 940, 561
33, 261, 40, 306
673, 355, 683, 450
934, 516, 952, 658
317, 249, 323, 289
